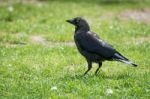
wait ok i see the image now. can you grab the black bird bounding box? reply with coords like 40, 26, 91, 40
66, 17, 137, 75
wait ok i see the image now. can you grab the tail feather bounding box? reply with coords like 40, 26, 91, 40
112, 52, 138, 67
113, 52, 129, 61
117, 59, 138, 67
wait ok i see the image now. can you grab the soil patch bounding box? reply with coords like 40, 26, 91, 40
120, 8, 150, 24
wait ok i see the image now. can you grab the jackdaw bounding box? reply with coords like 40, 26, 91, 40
66, 17, 137, 75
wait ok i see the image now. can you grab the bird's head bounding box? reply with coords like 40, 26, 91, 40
66, 17, 90, 31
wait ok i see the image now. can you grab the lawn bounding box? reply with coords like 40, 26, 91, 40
0, 0, 150, 98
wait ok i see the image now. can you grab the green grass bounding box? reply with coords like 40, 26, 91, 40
0, 0, 150, 98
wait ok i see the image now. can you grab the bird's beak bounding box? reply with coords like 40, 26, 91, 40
66, 19, 74, 24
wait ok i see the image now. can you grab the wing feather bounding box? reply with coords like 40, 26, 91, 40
76, 31, 116, 59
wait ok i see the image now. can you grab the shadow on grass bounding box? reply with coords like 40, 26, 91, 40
97, 72, 132, 80
60, 71, 131, 81
48, 0, 148, 5
11, 41, 27, 45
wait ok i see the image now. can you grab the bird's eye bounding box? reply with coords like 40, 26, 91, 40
76, 19, 80, 23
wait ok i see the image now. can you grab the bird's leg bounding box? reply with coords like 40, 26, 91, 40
84, 61, 92, 75
95, 62, 102, 75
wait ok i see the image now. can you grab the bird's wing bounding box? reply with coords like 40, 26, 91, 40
92, 32, 100, 39
88, 31, 113, 47
77, 31, 116, 59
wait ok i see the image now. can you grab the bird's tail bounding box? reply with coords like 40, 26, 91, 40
117, 59, 138, 67
112, 52, 138, 67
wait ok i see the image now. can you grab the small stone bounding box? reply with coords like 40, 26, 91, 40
51, 86, 57, 91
